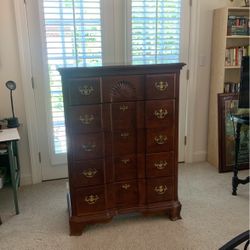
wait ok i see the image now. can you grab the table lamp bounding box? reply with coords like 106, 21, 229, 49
5, 80, 19, 128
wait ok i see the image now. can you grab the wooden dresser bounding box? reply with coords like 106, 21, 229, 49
59, 63, 185, 235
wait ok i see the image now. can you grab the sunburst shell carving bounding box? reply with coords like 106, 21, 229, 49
110, 80, 136, 101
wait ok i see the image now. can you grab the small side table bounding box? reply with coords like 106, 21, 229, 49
0, 128, 20, 214
231, 114, 249, 195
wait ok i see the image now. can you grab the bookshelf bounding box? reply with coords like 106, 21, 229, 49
207, 7, 250, 170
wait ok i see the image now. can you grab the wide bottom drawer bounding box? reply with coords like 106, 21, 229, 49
73, 178, 175, 216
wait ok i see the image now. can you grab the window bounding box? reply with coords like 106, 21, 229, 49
42, 0, 102, 155
131, 0, 181, 64
41, 0, 181, 158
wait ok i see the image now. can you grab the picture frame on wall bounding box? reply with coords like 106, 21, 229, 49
218, 93, 249, 172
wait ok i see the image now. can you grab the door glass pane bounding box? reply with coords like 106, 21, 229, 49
131, 0, 181, 65
42, 0, 102, 155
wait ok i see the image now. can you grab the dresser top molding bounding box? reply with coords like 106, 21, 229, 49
58, 63, 186, 78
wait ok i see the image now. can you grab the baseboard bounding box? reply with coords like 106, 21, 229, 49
20, 174, 32, 186
192, 150, 207, 162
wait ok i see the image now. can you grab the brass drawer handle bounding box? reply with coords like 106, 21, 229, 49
85, 194, 99, 204
154, 135, 167, 145
154, 161, 168, 170
154, 109, 168, 119
121, 132, 129, 138
79, 85, 94, 96
154, 185, 168, 195
79, 114, 94, 125
122, 184, 131, 190
154, 81, 168, 91
82, 168, 98, 178
121, 158, 130, 164
120, 105, 128, 112
82, 144, 96, 152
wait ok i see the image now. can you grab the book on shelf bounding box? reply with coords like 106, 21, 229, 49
225, 46, 250, 66
224, 81, 240, 93
227, 15, 249, 36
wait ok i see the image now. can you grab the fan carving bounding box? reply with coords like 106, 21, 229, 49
111, 80, 136, 100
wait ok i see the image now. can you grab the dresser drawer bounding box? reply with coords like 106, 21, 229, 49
114, 154, 137, 181
112, 130, 136, 156
146, 152, 174, 178
75, 186, 106, 215
68, 105, 102, 133
71, 159, 105, 187
114, 180, 138, 208
146, 128, 174, 153
146, 177, 173, 203
145, 74, 176, 100
145, 100, 174, 128
111, 102, 136, 129
72, 133, 104, 160
102, 75, 144, 102
68, 78, 101, 105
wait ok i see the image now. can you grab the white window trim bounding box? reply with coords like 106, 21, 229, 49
13, 0, 42, 183
37, 0, 68, 165
184, 0, 200, 163
125, 0, 132, 64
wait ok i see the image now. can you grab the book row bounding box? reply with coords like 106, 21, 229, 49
224, 81, 240, 93
225, 46, 250, 66
227, 15, 249, 35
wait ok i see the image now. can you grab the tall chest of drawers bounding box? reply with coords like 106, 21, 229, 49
59, 63, 185, 235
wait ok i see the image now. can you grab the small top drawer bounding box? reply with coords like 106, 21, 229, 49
145, 74, 176, 100
102, 75, 144, 102
67, 78, 101, 105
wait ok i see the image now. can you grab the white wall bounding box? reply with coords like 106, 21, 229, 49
0, 0, 32, 185
0, 0, 242, 185
190, 0, 240, 162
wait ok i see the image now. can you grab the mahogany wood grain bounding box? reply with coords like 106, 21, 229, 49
59, 63, 185, 235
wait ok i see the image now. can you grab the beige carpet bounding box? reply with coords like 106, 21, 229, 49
0, 162, 249, 250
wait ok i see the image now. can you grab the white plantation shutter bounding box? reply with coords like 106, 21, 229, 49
42, 0, 102, 156
131, 0, 181, 64
40, 0, 182, 160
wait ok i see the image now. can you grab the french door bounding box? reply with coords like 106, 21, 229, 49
24, 0, 190, 180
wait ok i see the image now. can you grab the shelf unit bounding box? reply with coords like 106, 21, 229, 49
207, 7, 249, 169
